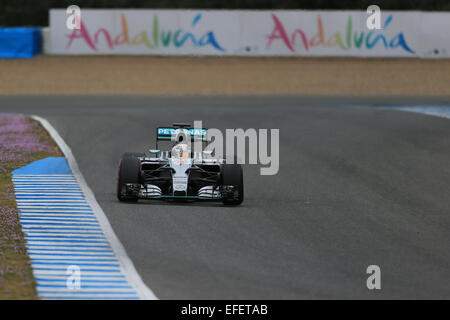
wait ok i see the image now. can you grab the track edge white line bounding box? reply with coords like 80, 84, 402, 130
31, 115, 158, 300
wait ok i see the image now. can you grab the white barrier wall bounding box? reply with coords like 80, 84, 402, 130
41, 27, 51, 54
49, 9, 450, 57
420, 13, 450, 58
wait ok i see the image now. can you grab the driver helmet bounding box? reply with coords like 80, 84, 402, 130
171, 143, 190, 159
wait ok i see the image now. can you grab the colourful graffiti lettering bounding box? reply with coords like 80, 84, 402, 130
266, 13, 414, 54
66, 13, 225, 52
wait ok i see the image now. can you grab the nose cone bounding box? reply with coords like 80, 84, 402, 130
171, 158, 192, 195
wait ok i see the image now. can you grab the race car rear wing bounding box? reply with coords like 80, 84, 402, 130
156, 124, 207, 148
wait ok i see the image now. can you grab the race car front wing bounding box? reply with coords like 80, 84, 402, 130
121, 183, 239, 201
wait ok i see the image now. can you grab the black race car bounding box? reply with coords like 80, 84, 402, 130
117, 123, 243, 205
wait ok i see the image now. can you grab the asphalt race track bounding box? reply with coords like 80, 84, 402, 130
1, 95, 449, 299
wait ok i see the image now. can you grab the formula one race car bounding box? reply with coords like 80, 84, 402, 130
116, 123, 243, 205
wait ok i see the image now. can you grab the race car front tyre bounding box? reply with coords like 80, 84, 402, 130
221, 164, 244, 206
117, 155, 141, 202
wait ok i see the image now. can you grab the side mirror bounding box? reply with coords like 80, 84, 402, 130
149, 149, 160, 156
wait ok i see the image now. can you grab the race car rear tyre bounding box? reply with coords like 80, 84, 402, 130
117, 155, 141, 202
221, 164, 244, 206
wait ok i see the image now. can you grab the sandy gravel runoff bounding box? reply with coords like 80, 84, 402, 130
0, 56, 449, 95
